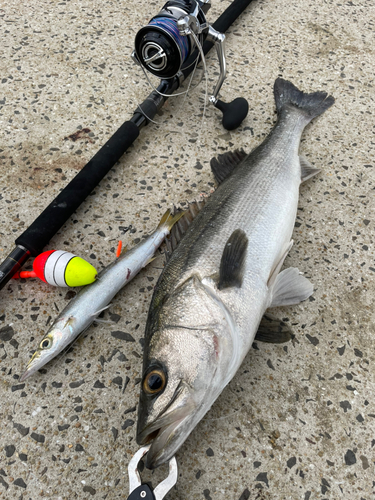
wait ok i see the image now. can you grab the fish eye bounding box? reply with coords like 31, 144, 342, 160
40, 338, 52, 349
143, 369, 166, 395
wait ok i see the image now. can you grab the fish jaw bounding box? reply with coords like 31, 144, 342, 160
20, 343, 56, 381
20, 350, 44, 381
137, 381, 220, 469
136, 383, 197, 469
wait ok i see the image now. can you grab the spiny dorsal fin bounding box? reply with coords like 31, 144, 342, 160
165, 199, 207, 259
254, 314, 294, 343
218, 229, 248, 290
210, 149, 247, 185
300, 156, 320, 183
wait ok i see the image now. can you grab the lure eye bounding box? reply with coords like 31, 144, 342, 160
40, 338, 52, 349
143, 369, 166, 395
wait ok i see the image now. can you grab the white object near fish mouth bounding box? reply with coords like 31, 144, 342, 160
128, 444, 178, 500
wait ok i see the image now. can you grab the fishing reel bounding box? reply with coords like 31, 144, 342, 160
132, 0, 248, 130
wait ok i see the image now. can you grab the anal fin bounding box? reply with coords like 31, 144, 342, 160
255, 314, 294, 343
270, 267, 313, 307
218, 229, 248, 290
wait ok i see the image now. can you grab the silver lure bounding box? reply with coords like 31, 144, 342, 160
21, 210, 183, 381
136, 78, 335, 468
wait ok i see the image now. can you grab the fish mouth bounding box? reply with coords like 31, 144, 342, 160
20, 345, 56, 382
20, 351, 41, 382
137, 407, 193, 469
137, 385, 195, 469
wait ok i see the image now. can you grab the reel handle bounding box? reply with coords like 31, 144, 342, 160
214, 97, 249, 130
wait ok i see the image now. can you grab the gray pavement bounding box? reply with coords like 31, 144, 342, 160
0, 0, 374, 498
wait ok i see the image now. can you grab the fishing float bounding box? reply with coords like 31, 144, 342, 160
12, 250, 97, 287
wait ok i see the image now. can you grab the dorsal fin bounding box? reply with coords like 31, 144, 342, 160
165, 199, 207, 259
218, 229, 248, 290
210, 149, 247, 184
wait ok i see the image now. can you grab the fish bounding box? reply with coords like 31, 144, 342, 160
136, 78, 335, 469
20, 209, 184, 382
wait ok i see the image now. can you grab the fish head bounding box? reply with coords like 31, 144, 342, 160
136, 325, 223, 469
20, 318, 74, 381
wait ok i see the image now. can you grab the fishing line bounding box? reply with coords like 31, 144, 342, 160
133, 92, 159, 125
134, 18, 210, 142
135, 47, 207, 131
139, 57, 205, 98
181, 54, 201, 107
148, 16, 190, 64
189, 28, 209, 144
203, 403, 246, 423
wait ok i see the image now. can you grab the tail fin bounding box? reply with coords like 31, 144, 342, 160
274, 78, 334, 121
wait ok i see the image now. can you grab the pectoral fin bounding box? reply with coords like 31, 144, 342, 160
91, 304, 112, 320
218, 229, 248, 290
255, 314, 293, 343
269, 267, 313, 307
300, 156, 320, 183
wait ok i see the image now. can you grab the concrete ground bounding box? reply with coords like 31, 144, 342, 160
0, 0, 374, 498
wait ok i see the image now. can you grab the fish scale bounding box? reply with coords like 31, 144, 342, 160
136, 78, 335, 469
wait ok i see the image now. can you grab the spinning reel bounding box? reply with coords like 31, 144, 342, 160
132, 0, 248, 130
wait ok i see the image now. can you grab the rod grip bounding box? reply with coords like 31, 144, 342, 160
16, 120, 139, 256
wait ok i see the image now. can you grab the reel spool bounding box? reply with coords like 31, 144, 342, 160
132, 0, 248, 130
134, 0, 208, 80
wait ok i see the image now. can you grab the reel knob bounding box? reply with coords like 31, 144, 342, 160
214, 97, 249, 131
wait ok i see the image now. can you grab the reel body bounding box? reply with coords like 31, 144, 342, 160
132, 0, 248, 130
134, 0, 210, 79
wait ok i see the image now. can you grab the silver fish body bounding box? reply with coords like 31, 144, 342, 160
20, 210, 183, 381
136, 79, 334, 468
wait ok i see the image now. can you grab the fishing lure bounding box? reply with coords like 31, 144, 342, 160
20, 209, 183, 381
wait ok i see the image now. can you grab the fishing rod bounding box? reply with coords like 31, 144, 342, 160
0, 0, 255, 291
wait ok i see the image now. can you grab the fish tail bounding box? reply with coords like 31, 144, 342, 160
274, 78, 335, 122
158, 209, 185, 232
